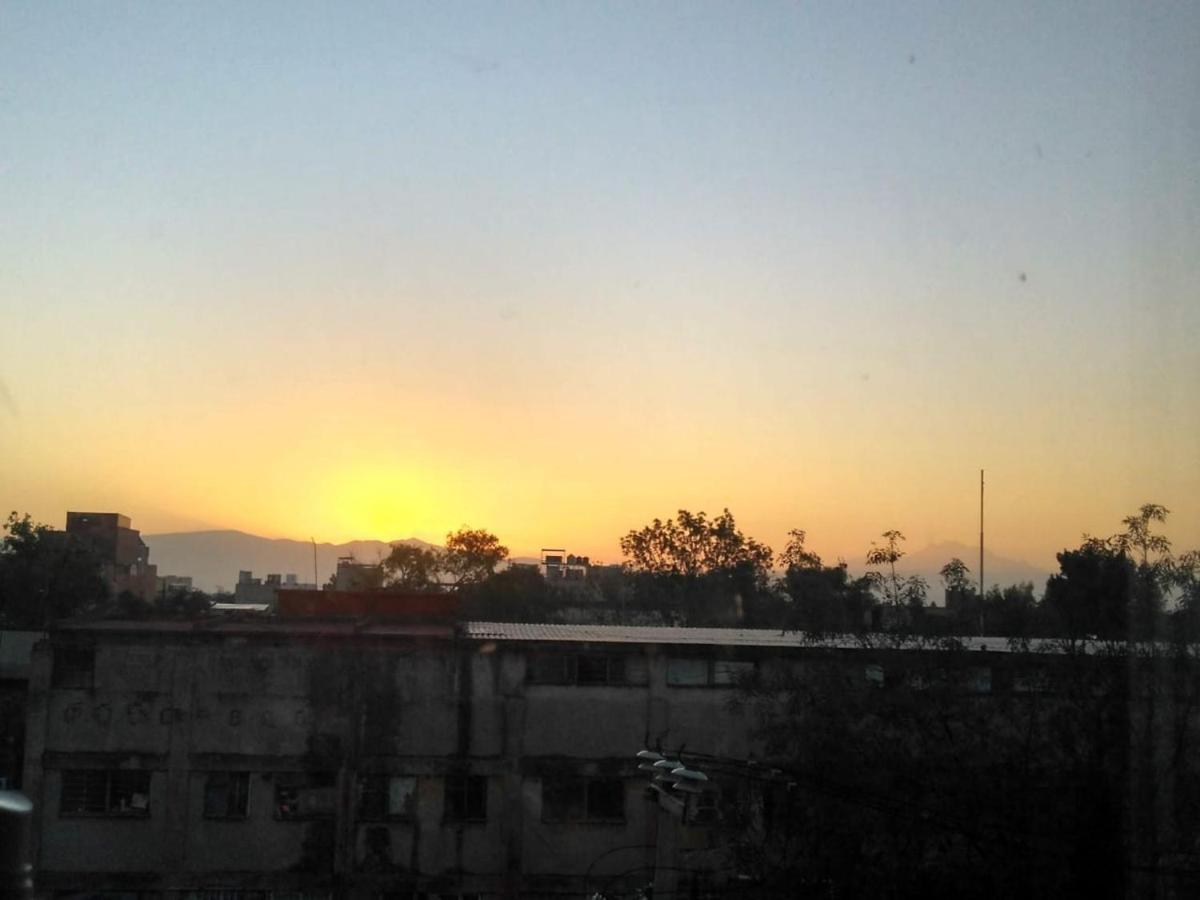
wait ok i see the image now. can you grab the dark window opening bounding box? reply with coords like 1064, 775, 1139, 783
60, 769, 150, 816
53, 647, 95, 689
542, 776, 624, 823
444, 774, 486, 822
358, 774, 416, 821
203, 772, 250, 819
667, 657, 755, 687
528, 653, 646, 686
274, 772, 336, 820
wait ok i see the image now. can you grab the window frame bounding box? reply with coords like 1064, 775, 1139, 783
273, 771, 337, 821
202, 771, 251, 820
527, 651, 647, 687
443, 774, 487, 823
541, 775, 625, 824
666, 656, 756, 688
60, 768, 151, 818
357, 774, 417, 822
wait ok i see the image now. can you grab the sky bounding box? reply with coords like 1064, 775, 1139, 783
2, 1, 1198, 570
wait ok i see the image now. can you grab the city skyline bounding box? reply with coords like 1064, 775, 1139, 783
3, 3, 1197, 570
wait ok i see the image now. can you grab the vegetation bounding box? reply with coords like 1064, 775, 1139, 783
732, 634, 1200, 898
0, 512, 108, 628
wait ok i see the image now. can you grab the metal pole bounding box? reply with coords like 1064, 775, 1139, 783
979, 470, 985, 636
311, 538, 319, 589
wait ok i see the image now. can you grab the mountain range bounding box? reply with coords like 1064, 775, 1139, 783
145, 531, 1052, 599
144, 531, 435, 593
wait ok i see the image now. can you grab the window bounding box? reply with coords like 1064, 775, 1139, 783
687, 788, 720, 827
60, 769, 150, 816
203, 772, 250, 819
541, 776, 624, 823
966, 667, 992, 695
443, 774, 486, 822
864, 664, 885, 687
53, 646, 95, 689
667, 657, 755, 687
1013, 669, 1051, 694
358, 775, 416, 820
528, 653, 647, 686
274, 772, 336, 820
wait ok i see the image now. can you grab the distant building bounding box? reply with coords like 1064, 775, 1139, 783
541, 548, 590, 583
64, 512, 157, 601
234, 571, 316, 606
155, 575, 193, 595
333, 556, 384, 591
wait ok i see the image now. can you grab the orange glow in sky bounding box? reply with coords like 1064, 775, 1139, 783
2, 4, 1198, 570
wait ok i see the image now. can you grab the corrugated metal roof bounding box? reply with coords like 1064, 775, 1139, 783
461, 622, 1025, 652
459, 623, 1192, 656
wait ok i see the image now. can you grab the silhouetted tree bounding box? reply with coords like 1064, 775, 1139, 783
939, 557, 972, 597
0, 512, 108, 628
620, 510, 775, 625
381, 543, 442, 591
783, 562, 875, 634
620, 509, 773, 586
778, 529, 822, 571
1114, 503, 1171, 568
442, 527, 508, 589
866, 531, 926, 625
1042, 540, 1136, 640
155, 587, 214, 618
982, 582, 1037, 637
459, 566, 555, 621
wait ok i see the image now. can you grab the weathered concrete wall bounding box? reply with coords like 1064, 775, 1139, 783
25, 626, 788, 896
39, 769, 170, 871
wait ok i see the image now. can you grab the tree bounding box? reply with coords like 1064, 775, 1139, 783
0, 512, 108, 628
865, 530, 926, 612
939, 558, 972, 595
619, 509, 773, 584
734, 636, 1187, 898
441, 527, 508, 589
1114, 503, 1171, 569
783, 562, 875, 635
459, 566, 555, 622
155, 587, 214, 618
983, 582, 1038, 637
779, 529, 822, 571
381, 544, 442, 591
1042, 540, 1136, 640
619, 510, 775, 626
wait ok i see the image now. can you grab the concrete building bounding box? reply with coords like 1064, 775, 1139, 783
20, 617, 1195, 898
157, 575, 194, 595
64, 511, 158, 602
64, 512, 158, 601
21, 617, 815, 897
332, 557, 384, 592
234, 572, 318, 606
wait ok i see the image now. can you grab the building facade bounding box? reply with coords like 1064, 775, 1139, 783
20, 620, 1198, 898
64, 513, 158, 601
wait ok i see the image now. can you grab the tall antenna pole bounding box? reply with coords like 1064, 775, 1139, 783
311, 537, 319, 589
979, 470, 985, 635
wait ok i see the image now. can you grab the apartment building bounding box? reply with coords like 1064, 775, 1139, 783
21, 617, 1189, 898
